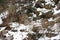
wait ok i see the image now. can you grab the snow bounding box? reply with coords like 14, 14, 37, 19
0, 10, 9, 18
53, 6, 60, 15
0, 27, 6, 31
32, 13, 37, 17
45, 0, 55, 5
17, 24, 27, 30
45, 0, 51, 2
0, 18, 3, 24
0, 10, 8, 24
38, 38, 45, 40
9, 22, 19, 28
38, 34, 60, 40
8, 28, 28, 40
39, 29, 48, 33
48, 18, 54, 21
6, 18, 60, 40
51, 34, 60, 39
37, 8, 51, 13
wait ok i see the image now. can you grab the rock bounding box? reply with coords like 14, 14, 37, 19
37, 33, 44, 38
53, 0, 59, 4
34, 10, 40, 16
18, 13, 28, 24
54, 16, 60, 23
32, 26, 39, 32
0, 6, 4, 13
48, 21, 55, 27
33, 16, 40, 21
38, 0, 45, 3
46, 33, 57, 38
44, 4, 52, 9
41, 19, 49, 28
27, 13, 33, 17
33, 17, 37, 21
40, 11, 53, 19
41, 18, 55, 28
47, 28, 52, 32
26, 6, 35, 13
27, 33, 44, 40
27, 33, 37, 40
17, 13, 32, 25
20, 29, 26, 32
11, 30, 17, 32
56, 2, 60, 10
24, 19, 31, 25
35, 1, 44, 8
1, 30, 8, 35
5, 35, 13, 40
53, 13, 60, 18
5, 26, 11, 30
47, 28, 55, 32
35, 3, 44, 8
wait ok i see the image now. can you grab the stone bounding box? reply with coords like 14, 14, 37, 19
35, 0, 45, 8
11, 30, 17, 32
41, 19, 49, 28
40, 11, 53, 19
56, 2, 60, 10
34, 10, 40, 16
44, 4, 52, 9
46, 33, 57, 38
55, 16, 60, 23
32, 26, 39, 32
53, 0, 59, 4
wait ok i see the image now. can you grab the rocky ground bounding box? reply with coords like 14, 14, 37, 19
0, 0, 60, 40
